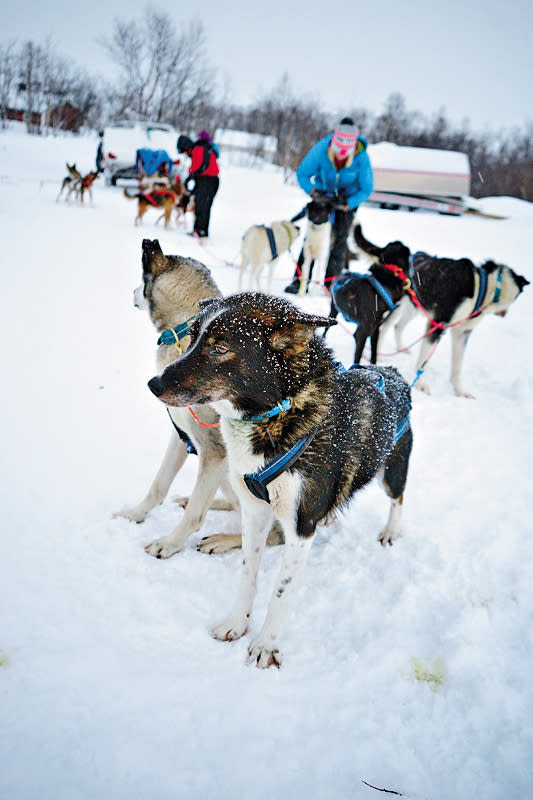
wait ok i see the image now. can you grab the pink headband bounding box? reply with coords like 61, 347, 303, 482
331, 128, 360, 157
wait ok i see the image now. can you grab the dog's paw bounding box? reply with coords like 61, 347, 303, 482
144, 537, 182, 559
378, 528, 399, 547
414, 381, 431, 395
211, 616, 248, 642
172, 496, 189, 509
454, 388, 476, 399
198, 533, 243, 554
246, 642, 282, 669
113, 505, 150, 524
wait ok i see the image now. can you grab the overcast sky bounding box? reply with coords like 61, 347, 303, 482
5, 0, 532, 133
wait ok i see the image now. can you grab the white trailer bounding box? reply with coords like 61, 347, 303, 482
366, 142, 471, 214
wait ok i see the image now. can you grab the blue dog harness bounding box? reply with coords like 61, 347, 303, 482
332, 272, 397, 326
243, 363, 411, 503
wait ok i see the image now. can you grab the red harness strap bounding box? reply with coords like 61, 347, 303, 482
380, 262, 447, 331
143, 189, 174, 208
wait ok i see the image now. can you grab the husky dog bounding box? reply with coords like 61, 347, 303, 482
148, 292, 413, 668
114, 240, 284, 556
355, 226, 529, 397
297, 200, 332, 296
123, 178, 188, 228
77, 170, 99, 204
239, 220, 300, 292
56, 163, 82, 202
329, 224, 411, 363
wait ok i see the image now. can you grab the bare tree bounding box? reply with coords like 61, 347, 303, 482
100, 10, 215, 129
0, 41, 17, 128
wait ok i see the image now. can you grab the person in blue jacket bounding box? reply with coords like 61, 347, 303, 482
285, 117, 373, 294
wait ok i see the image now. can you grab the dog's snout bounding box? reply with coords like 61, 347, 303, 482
148, 375, 165, 397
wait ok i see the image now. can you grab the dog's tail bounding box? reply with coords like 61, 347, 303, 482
353, 224, 382, 257
123, 188, 140, 200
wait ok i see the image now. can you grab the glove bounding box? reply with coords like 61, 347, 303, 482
310, 189, 332, 206
185, 176, 196, 193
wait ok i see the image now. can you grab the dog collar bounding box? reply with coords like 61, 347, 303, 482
242, 397, 292, 422
157, 316, 197, 346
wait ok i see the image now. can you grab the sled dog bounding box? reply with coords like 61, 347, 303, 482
148, 292, 413, 668
298, 200, 332, 296
56, 163, 82, 202
329, 224, 411, 363
123, 178, 188, 228
114, 240, 284, 556
355, 225, 529, 397
77, 170, 99, 204
239, 220, 300, 292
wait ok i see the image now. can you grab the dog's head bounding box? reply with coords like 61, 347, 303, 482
306, 200, 332, 225
378, 241, 411, 272
148, 292, 336, 416
482, 260, 530, 317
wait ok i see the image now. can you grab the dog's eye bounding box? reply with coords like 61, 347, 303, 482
213, 345, 229, 355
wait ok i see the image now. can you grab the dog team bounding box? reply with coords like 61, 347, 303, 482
107, 117, 528, 668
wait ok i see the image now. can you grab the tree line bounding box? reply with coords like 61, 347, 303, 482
1, 8, 532, 200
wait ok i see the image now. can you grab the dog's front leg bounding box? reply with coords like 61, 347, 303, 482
211, 502, 273, 642
114, 432, 188, 523
450, 327, 475, 398
144, 451, 228, 558
247, 526, 314, 669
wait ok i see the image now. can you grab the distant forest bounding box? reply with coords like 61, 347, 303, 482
1, 10, 532, 200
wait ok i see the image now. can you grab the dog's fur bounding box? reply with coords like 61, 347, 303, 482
355, 226, 529, 397
114, 240, 284, 556
298, 201, 332, 296
123, 179, 188, 228
56, 163, 82, 202
239, 220, 300, 292
329, 224, 411, 363
78, 170, 99, 204
148, 292, 413, 667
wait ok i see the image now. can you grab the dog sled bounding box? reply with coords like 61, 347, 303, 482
366, 142, 471, 215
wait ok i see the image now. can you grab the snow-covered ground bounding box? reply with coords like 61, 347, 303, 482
1, 126, 532, 800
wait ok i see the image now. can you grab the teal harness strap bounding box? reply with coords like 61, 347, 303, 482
243, 398, 292, 422
157, 315, 197, 346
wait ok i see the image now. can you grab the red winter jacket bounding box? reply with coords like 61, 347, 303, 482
189, 143, 219, 177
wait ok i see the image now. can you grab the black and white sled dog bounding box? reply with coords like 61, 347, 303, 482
148, 292, 413, 668
329, 224, 411, 363
114, 239, 283, 556
239, 220, 300, 293
297, 200, 332, 296
355, 226, 529, 397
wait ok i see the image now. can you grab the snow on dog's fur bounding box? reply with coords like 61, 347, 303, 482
148, 292, 413, 668
239, 220, 300, 292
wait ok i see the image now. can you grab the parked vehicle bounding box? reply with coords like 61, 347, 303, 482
100, 121, 180, 185
366, 142, 471, 215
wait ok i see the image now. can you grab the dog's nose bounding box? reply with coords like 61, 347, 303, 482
148, 375, 165, 397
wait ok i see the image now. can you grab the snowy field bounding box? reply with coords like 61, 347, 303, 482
1, 126, 532, 800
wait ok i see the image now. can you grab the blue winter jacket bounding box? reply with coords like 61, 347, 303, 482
296, 134, 374, 210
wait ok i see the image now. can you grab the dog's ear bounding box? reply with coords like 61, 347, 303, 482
141, 239, 167, 276
271, 313, 337, 355
198, 298, 217, 311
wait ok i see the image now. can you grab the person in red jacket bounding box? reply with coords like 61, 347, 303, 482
177, 133, 220, 238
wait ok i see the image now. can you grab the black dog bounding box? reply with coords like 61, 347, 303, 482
328, 224, 411, 364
